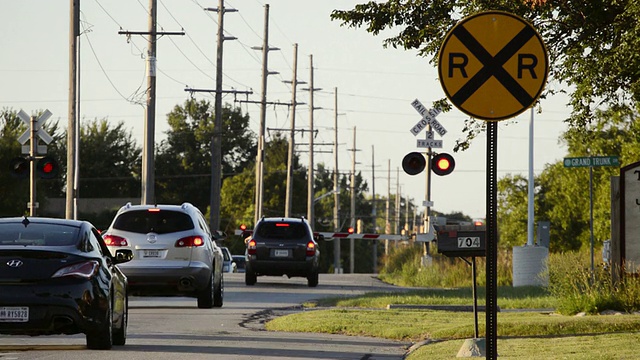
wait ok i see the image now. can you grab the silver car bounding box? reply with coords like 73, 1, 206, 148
221, 247, 236, 273
102, 203, 224, 308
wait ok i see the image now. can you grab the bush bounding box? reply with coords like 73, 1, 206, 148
546, 251, 640, 314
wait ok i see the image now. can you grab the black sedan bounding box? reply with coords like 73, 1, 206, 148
0, 217, 133, 350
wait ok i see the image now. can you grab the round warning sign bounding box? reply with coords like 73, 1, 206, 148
438, 11, 549, 121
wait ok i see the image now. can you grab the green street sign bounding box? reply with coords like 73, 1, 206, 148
563, 156, 620, 168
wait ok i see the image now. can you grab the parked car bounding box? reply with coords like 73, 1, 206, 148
102, 202, 224, 308
0, 216, 133, 350
232, 255, 246, 273
245, 217, 320, 287
221, 247, 236, 273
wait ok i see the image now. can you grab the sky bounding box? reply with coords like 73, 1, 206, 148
1, 0, 571, 221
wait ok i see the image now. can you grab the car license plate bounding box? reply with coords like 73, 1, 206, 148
0, 307, 28, 322
143, 249, 160, 258
274, 249, 289, 257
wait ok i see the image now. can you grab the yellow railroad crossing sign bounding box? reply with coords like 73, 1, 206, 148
438, 11, 549, 121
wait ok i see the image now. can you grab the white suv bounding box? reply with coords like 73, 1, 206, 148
102, 203, 224, 308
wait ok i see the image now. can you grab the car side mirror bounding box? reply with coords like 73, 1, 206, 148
114, 249, 134, 264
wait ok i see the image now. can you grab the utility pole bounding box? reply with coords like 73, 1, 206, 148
371, 145, 377, 272
396, 168, 401, 235
204, 0, 237, 230
385, 159, 391, 255
284, 43, 301, 218
333, 88, 341, 273
119, 0, 183, 205
66, 0, 79, 219
305, 55, 319, 227
253, 4, 279, 224
349, 126, 357, 273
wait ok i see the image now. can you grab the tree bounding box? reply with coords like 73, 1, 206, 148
497, 106, 640, 252
155, 99, 255, 212
330, 0, 640, 146
219, 133, 306, 233
74, 118, 141, 198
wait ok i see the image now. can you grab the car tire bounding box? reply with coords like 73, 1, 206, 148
112, 294, 127, 346
213, 273, 224, 308
307, 270, 319, 287
197, 272, 214, 309
245, 268, 257, 286
86, 297, 113, 350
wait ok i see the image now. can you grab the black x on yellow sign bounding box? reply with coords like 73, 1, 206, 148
438, 11, 549, 121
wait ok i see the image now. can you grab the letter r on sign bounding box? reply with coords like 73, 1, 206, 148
448, 53, 468, 78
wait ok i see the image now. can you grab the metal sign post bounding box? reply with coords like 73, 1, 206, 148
564, 155, 620, 274
437, 10, 549, 358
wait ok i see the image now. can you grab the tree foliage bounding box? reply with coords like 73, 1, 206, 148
75, 118, 141, 198
498, 106, 640, 252
155, 98, 255, 212
330, 0, 640, 147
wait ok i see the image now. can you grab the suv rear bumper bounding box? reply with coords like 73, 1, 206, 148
248, 257, 317, 277
122, 261, 212, 295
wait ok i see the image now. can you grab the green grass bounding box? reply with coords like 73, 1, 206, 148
311, 286, 555, 310
268, 247, 640, 359
266, 309, 640, 341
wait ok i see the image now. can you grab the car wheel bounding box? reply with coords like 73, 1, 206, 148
197, 272, 214, 309
112, 294, 127, 346
245, 267, 257, 286
213, 273, 224, 308
86, 297, 113, 350
307, 270, 319, 287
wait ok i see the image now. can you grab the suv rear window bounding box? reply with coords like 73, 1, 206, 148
255, 222, 308, 240
113, 210, 195, 234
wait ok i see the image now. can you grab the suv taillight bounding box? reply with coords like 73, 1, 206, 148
306, 241, 316, 257
104, 234, 128, 247
175, 236, 204, 247
247, 239, 257, 255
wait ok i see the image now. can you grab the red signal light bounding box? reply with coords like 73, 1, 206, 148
431, 153, 455, 176
36, 156, 59, 179
240, 224, 247, 231
347, 227, 354, 234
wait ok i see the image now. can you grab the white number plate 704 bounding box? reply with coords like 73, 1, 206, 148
457, 237, 481, 248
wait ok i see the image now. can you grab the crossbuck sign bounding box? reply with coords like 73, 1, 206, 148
409, 99, 446, 137
17, 110, 53, 155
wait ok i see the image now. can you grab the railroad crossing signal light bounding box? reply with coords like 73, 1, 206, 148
36, 156, 59, 179
347, 227, 355, 234
402, 152, 426, 175
432, 153, 455, 176
9, 157, 29, 179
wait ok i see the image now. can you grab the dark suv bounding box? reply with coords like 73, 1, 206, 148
245, 217, 320, 287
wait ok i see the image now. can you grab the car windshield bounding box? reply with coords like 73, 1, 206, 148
0, 223, 79, 246
113, 210, 195, 234
255, 222, 307, 240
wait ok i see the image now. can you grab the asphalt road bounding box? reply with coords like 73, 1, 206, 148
0, 273, 412, 360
